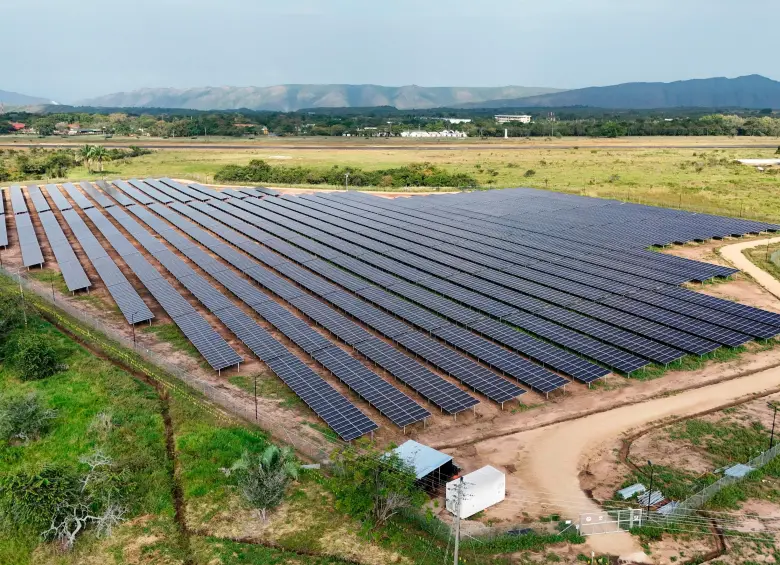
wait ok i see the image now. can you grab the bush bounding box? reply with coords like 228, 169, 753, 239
0, 465, 80, 532
329, 447, 425, 526
0, 293, 24, 339
524, 169, 536, 177
15, 331, 61, 380
214, 160, 478, 188
229, 446, 298, 521
0, 392, 57, 443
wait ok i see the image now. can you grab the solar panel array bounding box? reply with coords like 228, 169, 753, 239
10, 178, 778, 441
133, 201, 483, 413
9, 185, 44, 268
71, 193, 241, 372
26, 186, 90, 292
99, 203, 385, 437
43, 184, 153, 324
160, 200, 529, 403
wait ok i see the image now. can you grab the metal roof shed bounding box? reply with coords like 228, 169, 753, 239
390, 440, 457, 491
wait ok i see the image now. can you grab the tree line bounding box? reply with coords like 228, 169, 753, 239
0, 145, 151, 182
3, 108, 780, 138
215, 159, 479, 188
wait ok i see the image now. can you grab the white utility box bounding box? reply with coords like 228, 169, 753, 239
446, 465, 505, 519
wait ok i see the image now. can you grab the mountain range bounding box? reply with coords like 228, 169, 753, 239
0, 89, 56, 107
3, 75, 780, 112
77, 85, 563, 112
457, 75, 780, 109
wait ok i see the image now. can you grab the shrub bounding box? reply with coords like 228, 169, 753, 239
0, 392, 57, 443
524, 169, 536, 178
0, 293, 24, 339
0, 465, 80, 532
15, 331, 61, 380
230, 446, 298, 521
329, 447, 425, 526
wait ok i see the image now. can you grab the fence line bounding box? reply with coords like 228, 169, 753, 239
0, 266, 335, 462
662, 442, 780, 521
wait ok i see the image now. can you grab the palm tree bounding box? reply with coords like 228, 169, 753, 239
91, 145, 110, 172
78, 144, 94, 173
230, 446, 298, 521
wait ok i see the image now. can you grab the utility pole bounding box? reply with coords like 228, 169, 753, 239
646, 460, 654, 521
453, 477, 463, 565
254, 373, 258, 421
770, 403, 777, 450
345, 172, 350, 191
131, 311, 138, 347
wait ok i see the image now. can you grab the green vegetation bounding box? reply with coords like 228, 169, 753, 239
142, 322, 200, 358
229, 446, 299, 521
13, 331, 62, 380
4, 107, 780, 139
0, 144, 151, 182
0, 392, 57, 443
215, 159, 479, 188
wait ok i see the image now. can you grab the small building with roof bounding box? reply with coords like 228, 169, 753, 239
390, 440, 458, 491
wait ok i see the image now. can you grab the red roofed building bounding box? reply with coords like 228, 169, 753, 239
10, 122, 26, 131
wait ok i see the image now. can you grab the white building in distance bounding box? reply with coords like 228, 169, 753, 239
400, 130, 468, 138
495, 114, 533, 124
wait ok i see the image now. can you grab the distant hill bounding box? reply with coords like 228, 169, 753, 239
78, 84, 564, 111
0, 89, 56, 107
457, 75, 780, 109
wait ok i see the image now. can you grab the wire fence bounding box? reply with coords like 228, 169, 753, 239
0, 266, 336, 462
662, 441, 780, 521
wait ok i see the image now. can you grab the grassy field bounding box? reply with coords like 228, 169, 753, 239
4, 135, 780, 221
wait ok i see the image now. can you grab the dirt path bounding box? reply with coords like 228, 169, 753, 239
719, 236, 780, 300
457, 364, 780, 560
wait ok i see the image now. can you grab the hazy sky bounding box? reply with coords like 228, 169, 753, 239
5, 0, 779, 103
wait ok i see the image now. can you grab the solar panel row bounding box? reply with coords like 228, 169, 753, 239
220, 196, 636, 378
101, 204, 393, 435
169, 201, 549, 398
26, 186, 90, 292
139, 203, 491, 410
78, 202, 241, 372
42, 184, 152, 324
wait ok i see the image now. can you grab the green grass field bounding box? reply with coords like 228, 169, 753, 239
4, 136, 780, 221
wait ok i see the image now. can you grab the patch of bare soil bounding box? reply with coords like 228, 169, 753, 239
646, 534, 715, 565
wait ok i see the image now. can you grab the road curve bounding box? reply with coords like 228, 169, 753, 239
1, 142, 778, 152
719, 236, 780, 300
467, 364, 780, 558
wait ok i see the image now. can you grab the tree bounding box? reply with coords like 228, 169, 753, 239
90, 145, 110, 172
229, 446, 298, 521
0, 293, 24, 339
15, 331, 61, 380
330, 447, 425, 526
36, 123, 55, 137
0, 392, 57, 443
78, 145, 94, 172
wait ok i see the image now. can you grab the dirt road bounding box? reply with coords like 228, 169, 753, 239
719, 236, 780, 300
453, 364, 780, 559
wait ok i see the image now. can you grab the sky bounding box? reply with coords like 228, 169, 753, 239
5, 0, 779, 103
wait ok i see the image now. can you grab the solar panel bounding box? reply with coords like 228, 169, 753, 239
157, 178, 210, 202
96, 180, 135, 206
290, 294, 375, 346
144, 178, 194, 203
36, 212, 91, 292
265, 352, 378, 441
356, 286, 451, 332
186, 182, 230, 201
79, 181, 115, 208
61, 183, 95, 210
127, 179, 174, 204
14, 213, 44, 267
10, 185, 28, 214
174, 312, 243, 371
26, 185, 51, 213
354, 337, 479, 414
0, 213, 6, 248
393, 331, 528, 402
311, 346, 430, 427
112, 180, 155, 205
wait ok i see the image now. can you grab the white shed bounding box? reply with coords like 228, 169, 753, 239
446, 466, 505, 519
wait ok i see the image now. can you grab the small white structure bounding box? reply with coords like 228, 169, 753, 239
446, 465, 505, 519
495, 114, 532, 124
400, 130, 468, 138
736, 159, 780, 167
